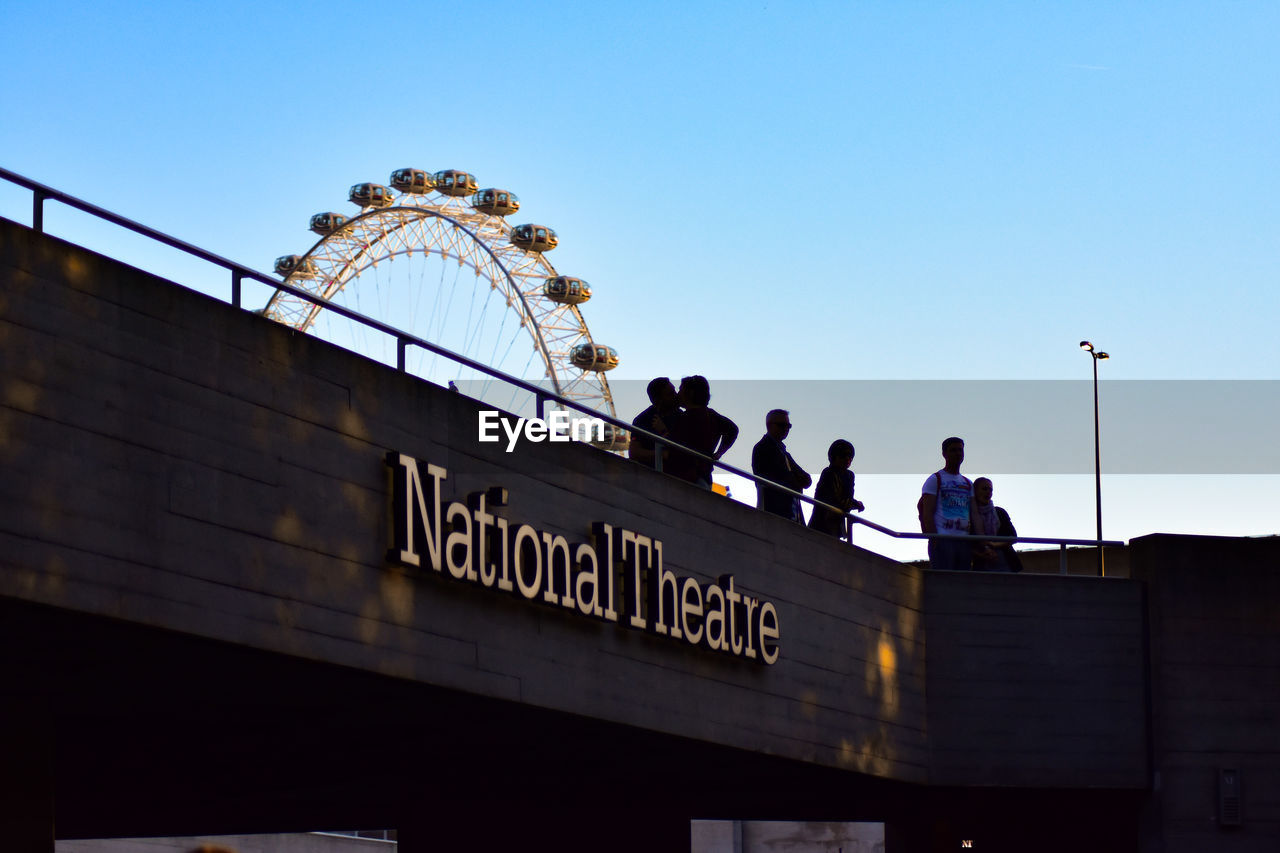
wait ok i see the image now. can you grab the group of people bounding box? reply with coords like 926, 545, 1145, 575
919, 437, 1023, 572
629, 378, 1022, 572
630, 376, 739, 488
628, 378, 864, 536
749, 409, 865, 538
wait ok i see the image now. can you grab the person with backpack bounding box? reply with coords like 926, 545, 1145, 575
918, 436, 978, 571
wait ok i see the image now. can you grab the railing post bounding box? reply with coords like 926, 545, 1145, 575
1059, 544, 1068, 575
397, 338, 408, 372
231, 270, 243, 308
32, 190, 46, 233
536, 393, 548, 421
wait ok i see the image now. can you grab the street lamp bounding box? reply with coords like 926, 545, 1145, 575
1080, 341, 1109, 576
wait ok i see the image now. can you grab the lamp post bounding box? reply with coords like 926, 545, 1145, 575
1080, 341, 1109, 576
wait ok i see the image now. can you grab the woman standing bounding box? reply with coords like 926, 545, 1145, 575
808, 439, 864, 539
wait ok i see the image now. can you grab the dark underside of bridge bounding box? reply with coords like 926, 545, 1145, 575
2, 596, 1140, 852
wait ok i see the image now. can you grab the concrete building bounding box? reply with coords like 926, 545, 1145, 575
3, 214, 1279, 852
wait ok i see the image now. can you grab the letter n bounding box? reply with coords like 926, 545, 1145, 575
387, 452, 446, 572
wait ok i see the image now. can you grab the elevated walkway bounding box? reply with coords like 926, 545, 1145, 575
9, 197, 1276, 851
0, 215, 1157, 852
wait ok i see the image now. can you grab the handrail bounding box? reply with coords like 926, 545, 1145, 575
1, 165, 276, 309
1, 166, 1124, 575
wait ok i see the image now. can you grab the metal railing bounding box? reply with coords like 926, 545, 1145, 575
1, 166, 1124, 575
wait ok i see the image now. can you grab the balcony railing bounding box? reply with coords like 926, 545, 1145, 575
1, 165, 1124, 575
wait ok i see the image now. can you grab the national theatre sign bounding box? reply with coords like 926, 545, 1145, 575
387, 452, 781, 665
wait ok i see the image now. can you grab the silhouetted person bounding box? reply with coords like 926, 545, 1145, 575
919, 436, 976, 571
752, 409, 812, 522
630, 376, 682, 469
971, 477, 1023, 572
667, 375, 738, 488
808, 439, 864, 538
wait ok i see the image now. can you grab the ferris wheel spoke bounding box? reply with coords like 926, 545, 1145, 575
437, 263, 470, 376
458, 266, 483, 364
498, 348, 542, 415
408, 252, 430, 363
462, 278, 497, 358
486, 300, 514, 374
421, 260, 450, 378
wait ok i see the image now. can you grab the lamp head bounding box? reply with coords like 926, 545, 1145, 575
1080, 341, 1094, 352
1097, 352, 1110, 360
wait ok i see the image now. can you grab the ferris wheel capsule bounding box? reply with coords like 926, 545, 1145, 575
309, 212, 349, 236
470, 188, 521, 216
433, 170, 478, 197
570, 342, 619, 372
510, 224, 559, 252
275, 254, 319, 279
390, 168, 435, 194
543, 276, 591, 305
349, 183, 395, 209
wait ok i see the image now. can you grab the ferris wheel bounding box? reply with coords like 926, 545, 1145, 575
262, 167, 622, 430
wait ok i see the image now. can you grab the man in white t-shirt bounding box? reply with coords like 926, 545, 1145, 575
920, 436, 977, 571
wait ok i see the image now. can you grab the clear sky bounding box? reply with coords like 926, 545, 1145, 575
3, 1, 1277, 560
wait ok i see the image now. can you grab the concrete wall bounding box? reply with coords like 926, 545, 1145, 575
57, 833, 392, 853
925, 571, 1148, 788
1, 217, 1171, 851
0, 217, 927, 783
1131, 534, 1280, 852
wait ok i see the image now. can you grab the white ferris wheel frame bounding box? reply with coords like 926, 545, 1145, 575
262, 190, 616, 416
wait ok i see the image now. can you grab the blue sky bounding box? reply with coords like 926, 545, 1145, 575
3, 1, 1277, 559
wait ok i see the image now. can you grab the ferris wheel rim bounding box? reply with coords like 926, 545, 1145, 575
267, 204, 565, 397
264, 197, 618, 418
